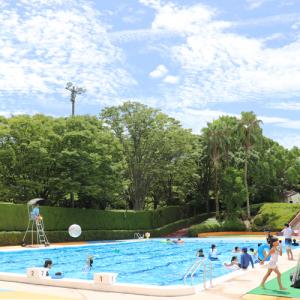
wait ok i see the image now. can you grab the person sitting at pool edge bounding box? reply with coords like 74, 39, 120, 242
240, 247, 254, 269
44, 259, 53, 276
209, 244, 218, 260
224, 256, 240, 269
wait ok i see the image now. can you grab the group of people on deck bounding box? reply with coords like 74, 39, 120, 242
193, 223, 298, 291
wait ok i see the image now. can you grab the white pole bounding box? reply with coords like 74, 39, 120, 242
203, 261, 206, 289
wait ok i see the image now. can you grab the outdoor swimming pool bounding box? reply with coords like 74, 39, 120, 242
0, 238, 265, 286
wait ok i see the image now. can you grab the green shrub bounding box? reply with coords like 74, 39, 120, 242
221, 218, 246, 231
250, 203, 264, 216
153, 213, 213, 237
188, 218, 221, 236
252, 203, 300, 231
152, 206, 187, 228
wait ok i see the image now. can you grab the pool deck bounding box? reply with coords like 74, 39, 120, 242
0, 238, 299, 300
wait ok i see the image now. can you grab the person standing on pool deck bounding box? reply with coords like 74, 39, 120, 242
260, 237, 286, 290
282, 223, 294, 260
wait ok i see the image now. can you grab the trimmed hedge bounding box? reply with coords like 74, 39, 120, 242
252, 203, 300, 231
188, 218, 221, 236
222, 218, 246, 231
0, 213, 213, 245
0, 203, 191, 232
188, 217, 246, 237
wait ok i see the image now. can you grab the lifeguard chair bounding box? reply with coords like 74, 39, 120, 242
22, 198, 50, 247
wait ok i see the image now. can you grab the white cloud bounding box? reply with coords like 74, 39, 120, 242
169, 107, 237, 134
246, 0, 271, 9
169, 108, 300, 149
150, 2, 219, 34
270, 132, 300, 149
259, 115, 300, 130
0, 0, 136, 105
138, 1, 300, 105
292, 22, 300, 30
268, 102, 300, 110
0, 109, 38, 117
163, 75, 179, 84
232, 13, 300, 28
149, 64, 168, 78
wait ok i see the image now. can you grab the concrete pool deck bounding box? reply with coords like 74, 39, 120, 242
0, 238, 299, 300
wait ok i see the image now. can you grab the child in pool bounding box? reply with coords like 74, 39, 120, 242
209, 244, 218, 260
224, 256, 240, 269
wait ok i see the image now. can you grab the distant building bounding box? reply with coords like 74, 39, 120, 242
284, 191, 300, 204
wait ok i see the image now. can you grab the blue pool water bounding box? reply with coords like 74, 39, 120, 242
0, 238, 265, 286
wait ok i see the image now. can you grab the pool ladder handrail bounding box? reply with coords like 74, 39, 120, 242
183, 258, 212, 288
133, 232, 144, 239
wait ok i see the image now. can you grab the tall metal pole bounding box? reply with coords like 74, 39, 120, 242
71, 87, 76, 116
65, 82, 86, 207
66, 82, 86, 117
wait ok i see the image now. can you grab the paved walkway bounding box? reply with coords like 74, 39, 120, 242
0, 241, 299, 300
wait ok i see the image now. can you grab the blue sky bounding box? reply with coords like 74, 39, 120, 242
0, 0, 300, 148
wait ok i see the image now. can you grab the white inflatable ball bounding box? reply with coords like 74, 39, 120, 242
68, 224, 82, 238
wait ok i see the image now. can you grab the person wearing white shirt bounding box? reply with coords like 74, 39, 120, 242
209, 244, 218, 260
282, 223, 294, 260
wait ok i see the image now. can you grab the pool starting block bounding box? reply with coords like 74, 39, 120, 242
26, 267, 48, 278
94, 272, 118, 285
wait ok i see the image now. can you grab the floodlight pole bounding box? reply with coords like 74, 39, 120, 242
65, 82, 86, 116
65, 82, 86, 207
70, 87, 76, 116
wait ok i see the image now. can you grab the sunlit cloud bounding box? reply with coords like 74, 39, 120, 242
149, 64, 168, 78
267, 102, 300, 110
163, 75, 179, 84
140, 0, 300, 106
0, 0, 136, 105
246, 0, 273, 10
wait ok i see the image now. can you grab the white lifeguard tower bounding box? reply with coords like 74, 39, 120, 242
22, 198, 50, 247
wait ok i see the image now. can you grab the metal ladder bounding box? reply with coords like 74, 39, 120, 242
183, 259, 212, 288
133, 232, 144, 239
36, 219, 49, 246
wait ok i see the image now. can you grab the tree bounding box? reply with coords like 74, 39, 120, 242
238, 112, 262, 219
202, 122, 225, 219
101, 101, 196, 210
220, 167, 246, 219
0, 115, 124, 208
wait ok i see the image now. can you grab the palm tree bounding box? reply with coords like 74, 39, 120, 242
202, 122, 225, 219
239, 112, 262, 219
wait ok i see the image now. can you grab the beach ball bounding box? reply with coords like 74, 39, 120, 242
68, 224, 82, 238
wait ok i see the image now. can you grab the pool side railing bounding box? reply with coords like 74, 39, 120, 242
133, 233, 144, 239
184, 259, 212, 288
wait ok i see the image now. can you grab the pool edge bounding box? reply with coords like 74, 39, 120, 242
0, 272, 196, 297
